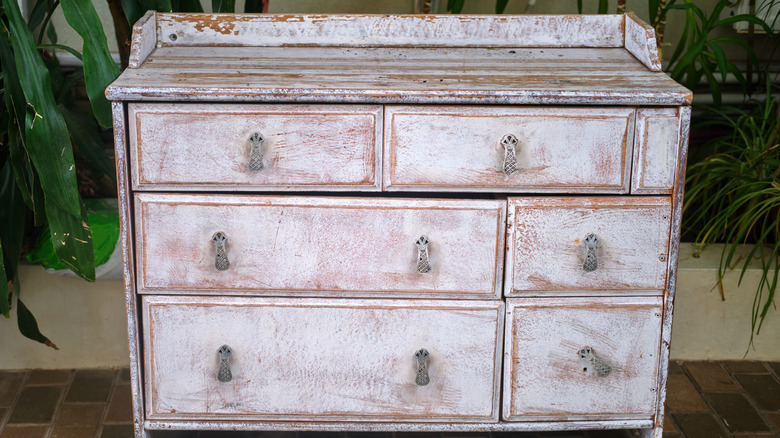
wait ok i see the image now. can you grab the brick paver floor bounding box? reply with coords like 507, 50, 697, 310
0, 362, 777, 438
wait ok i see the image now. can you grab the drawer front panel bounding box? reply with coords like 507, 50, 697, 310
129, 104, 381, 190
630, 107, 684, 194
136, 194, 505, 298
143, 296, 504, 422
505, 197, 671, 294
384, 106, 634, 192
503, 297, 662, 421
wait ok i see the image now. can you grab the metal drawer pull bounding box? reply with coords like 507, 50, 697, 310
578, 346, 611, 377
212, 231, 230, 271
248, 132, 265, 172
217, 345, 233, 382
415, 348, 430, 386
415, 235, 431, 274
501, 134, 519, 175
582, 233, 599, 272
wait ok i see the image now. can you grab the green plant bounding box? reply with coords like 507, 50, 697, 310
682, 85, 780, 351
665, 0, 771, 106
1, 0, 119, 347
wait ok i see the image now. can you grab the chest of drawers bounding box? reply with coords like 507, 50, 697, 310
107, 12, 691, 438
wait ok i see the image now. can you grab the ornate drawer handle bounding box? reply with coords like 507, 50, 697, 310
212, 231, 230, 271
415, 235, 431, 274
415, 348, 430, 386
578, 346, 611, 377
582, 233, 599, 272
217, 345, 233, 382
248, 132, 265, 172
501, 134, 519, 175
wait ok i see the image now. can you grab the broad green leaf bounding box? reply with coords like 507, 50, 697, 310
46, 21, 58, 44
211, 0, 234, 12
708, 42, 728, 83
0, 161, 26, 285
598, 0, 608, 14
649, 0, 660, 25
0, 240, 8, 318
121, 0, 145, 26
495, 0, 509, 14
244, 0, 263, 13
2, 0, 81, 218
60, 105, 116, 181
577, 0, 582, 14
17, 298, 58, 349
448, 0, 464, 13
60, 0, 121, 128
46, 197, 95, 281
27, 0, 49, 30
172, 0, 203, 12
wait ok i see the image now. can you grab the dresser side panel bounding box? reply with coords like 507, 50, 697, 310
112, 101, 145, 437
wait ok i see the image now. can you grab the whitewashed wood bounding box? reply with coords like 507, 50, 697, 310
128, 11, 157, 69
631, 108, 682, 194
105, 45, 691, 105
505, 197, 672, 294
502, 296, 663, 421
385, 106, 634, 193
650, 105, 691, 438
625, 13, 661, 72
143, 419, 653, 432
128, 104, 382, 191
142, 296, 503, 422
111, 102, 148, 438
155, 14, 625, 48
135, 194, 505, 299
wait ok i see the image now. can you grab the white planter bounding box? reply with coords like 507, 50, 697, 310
671, 243, 780, 361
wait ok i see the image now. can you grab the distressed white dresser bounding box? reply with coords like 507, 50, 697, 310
107, 12, 691, 438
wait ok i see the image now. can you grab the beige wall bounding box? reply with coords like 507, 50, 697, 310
0, 244, 777, 370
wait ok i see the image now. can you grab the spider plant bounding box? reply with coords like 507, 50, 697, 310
682, 85, 780, 351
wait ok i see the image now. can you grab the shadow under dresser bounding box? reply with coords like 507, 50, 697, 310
106, 12, 692, 438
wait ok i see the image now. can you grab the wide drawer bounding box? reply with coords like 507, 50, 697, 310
142, 296, 504, 422
384, 106, 634, 192
505, 197, 672, 295
135, 194, 505, 298
128, 104, 382, 190
503, 297, 663, 421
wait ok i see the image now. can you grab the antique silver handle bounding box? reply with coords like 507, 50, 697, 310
415, 236, 431, 274
501, 134, 519, 175
415, 348, 430, 386
212, 231, 230, 271
582, 233, 599, 272
217, 345, 233, 382
248, 132, 265, 172
579, 346, 611, 377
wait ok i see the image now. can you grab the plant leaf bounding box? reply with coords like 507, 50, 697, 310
0, 240, 8, 318
121, 0, 145, 26
577, 0, 583, 14
45, 198, 95, 281
27, 0, 49, 30
243, 0, 264, 13
172, 0, 203, 12
598, 0, 608, 14
448, 0, 464, 13
60, 105, 116, 181
495, 0, 509, 14
715, 14, 772, 34
649, 0, 660, 25
211, 0, 234, 12
2, 0, 81, 218
17, 298, 58, 349
707, 42, 728, 83
0, 161, 27, 289
60, 0, 121, 128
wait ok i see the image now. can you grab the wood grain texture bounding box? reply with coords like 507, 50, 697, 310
128, 11, 157, 69
630, 108, 682, 194
384, 106, 634, 193
624, 13, 661, 71
128, 104, 382, 191
502, 296, 663, 421
143, 419, 653, 432
154, 14, 625, 48
650, 105, 691, 438
111, 102, 146, 438
505, 197, 672, 294
142, 296, 504, 422
105, 45, 691, 105
135, 194, 505, 299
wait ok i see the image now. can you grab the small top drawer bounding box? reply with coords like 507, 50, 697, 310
384, 106, 634, 192
128, 104, 382, 191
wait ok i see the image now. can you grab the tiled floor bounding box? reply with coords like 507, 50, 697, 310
0, 362, 778, 438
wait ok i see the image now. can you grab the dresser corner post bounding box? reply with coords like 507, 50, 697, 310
112, 101, 147, 438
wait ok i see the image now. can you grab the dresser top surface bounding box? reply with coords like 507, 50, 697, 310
106, 13, 691, 105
